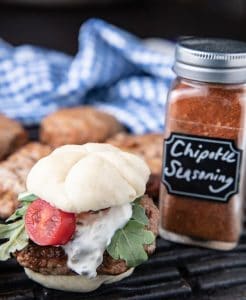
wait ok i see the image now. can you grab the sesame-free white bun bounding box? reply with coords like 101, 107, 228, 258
26, 143, 150, 213
24, 267, 134, 292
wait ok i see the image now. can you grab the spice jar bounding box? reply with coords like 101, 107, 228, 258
159, 38, 246, 250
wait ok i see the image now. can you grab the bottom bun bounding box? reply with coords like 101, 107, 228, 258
24, 267, 134, 292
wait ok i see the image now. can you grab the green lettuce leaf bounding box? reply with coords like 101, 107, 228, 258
6, 193, 37, 222
0, 192, 37, 261
131, 200, 148, 225
18, 192, 37, 202
0, 222, 28, 260
107, 199, 155, 267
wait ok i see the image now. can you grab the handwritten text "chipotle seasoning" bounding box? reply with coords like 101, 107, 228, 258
162, 133, 241, 202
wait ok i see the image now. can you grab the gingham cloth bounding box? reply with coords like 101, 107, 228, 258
0, 18, 174, 133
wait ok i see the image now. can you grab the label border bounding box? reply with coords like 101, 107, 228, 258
162, 132, 242, 202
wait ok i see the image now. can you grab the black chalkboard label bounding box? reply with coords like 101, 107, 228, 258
162, 133, 242, 202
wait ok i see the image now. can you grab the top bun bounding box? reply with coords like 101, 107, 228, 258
26, 143, 150, 213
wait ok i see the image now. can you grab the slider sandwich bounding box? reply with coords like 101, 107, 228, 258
0, 143, 159, 292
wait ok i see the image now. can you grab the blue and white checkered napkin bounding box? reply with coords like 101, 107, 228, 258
0, 18, 174, 133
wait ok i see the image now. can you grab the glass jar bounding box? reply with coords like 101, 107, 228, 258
159, 38, 246, 250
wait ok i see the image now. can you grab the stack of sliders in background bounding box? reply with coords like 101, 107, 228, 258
0, 143, 159, 292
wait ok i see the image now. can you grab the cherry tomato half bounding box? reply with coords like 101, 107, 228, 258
25, 199, 76, 246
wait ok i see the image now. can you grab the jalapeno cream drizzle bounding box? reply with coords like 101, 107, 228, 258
62, 203, 132, 278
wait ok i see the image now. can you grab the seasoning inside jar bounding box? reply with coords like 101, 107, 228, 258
159, 38, 246, 250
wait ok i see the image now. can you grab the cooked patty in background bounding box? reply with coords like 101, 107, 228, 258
0, 114, 28, 161
16, 195, 159, 276
107, 133, 163, 200
0, 143, 51, 219
40, 107, 124, 148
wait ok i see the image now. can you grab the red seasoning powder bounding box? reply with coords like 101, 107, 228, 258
159, 38, 246, 250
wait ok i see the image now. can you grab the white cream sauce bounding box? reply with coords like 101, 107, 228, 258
62, 203, 132, 278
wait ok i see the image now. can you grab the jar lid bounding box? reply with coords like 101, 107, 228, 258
174, 38, 246, 84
